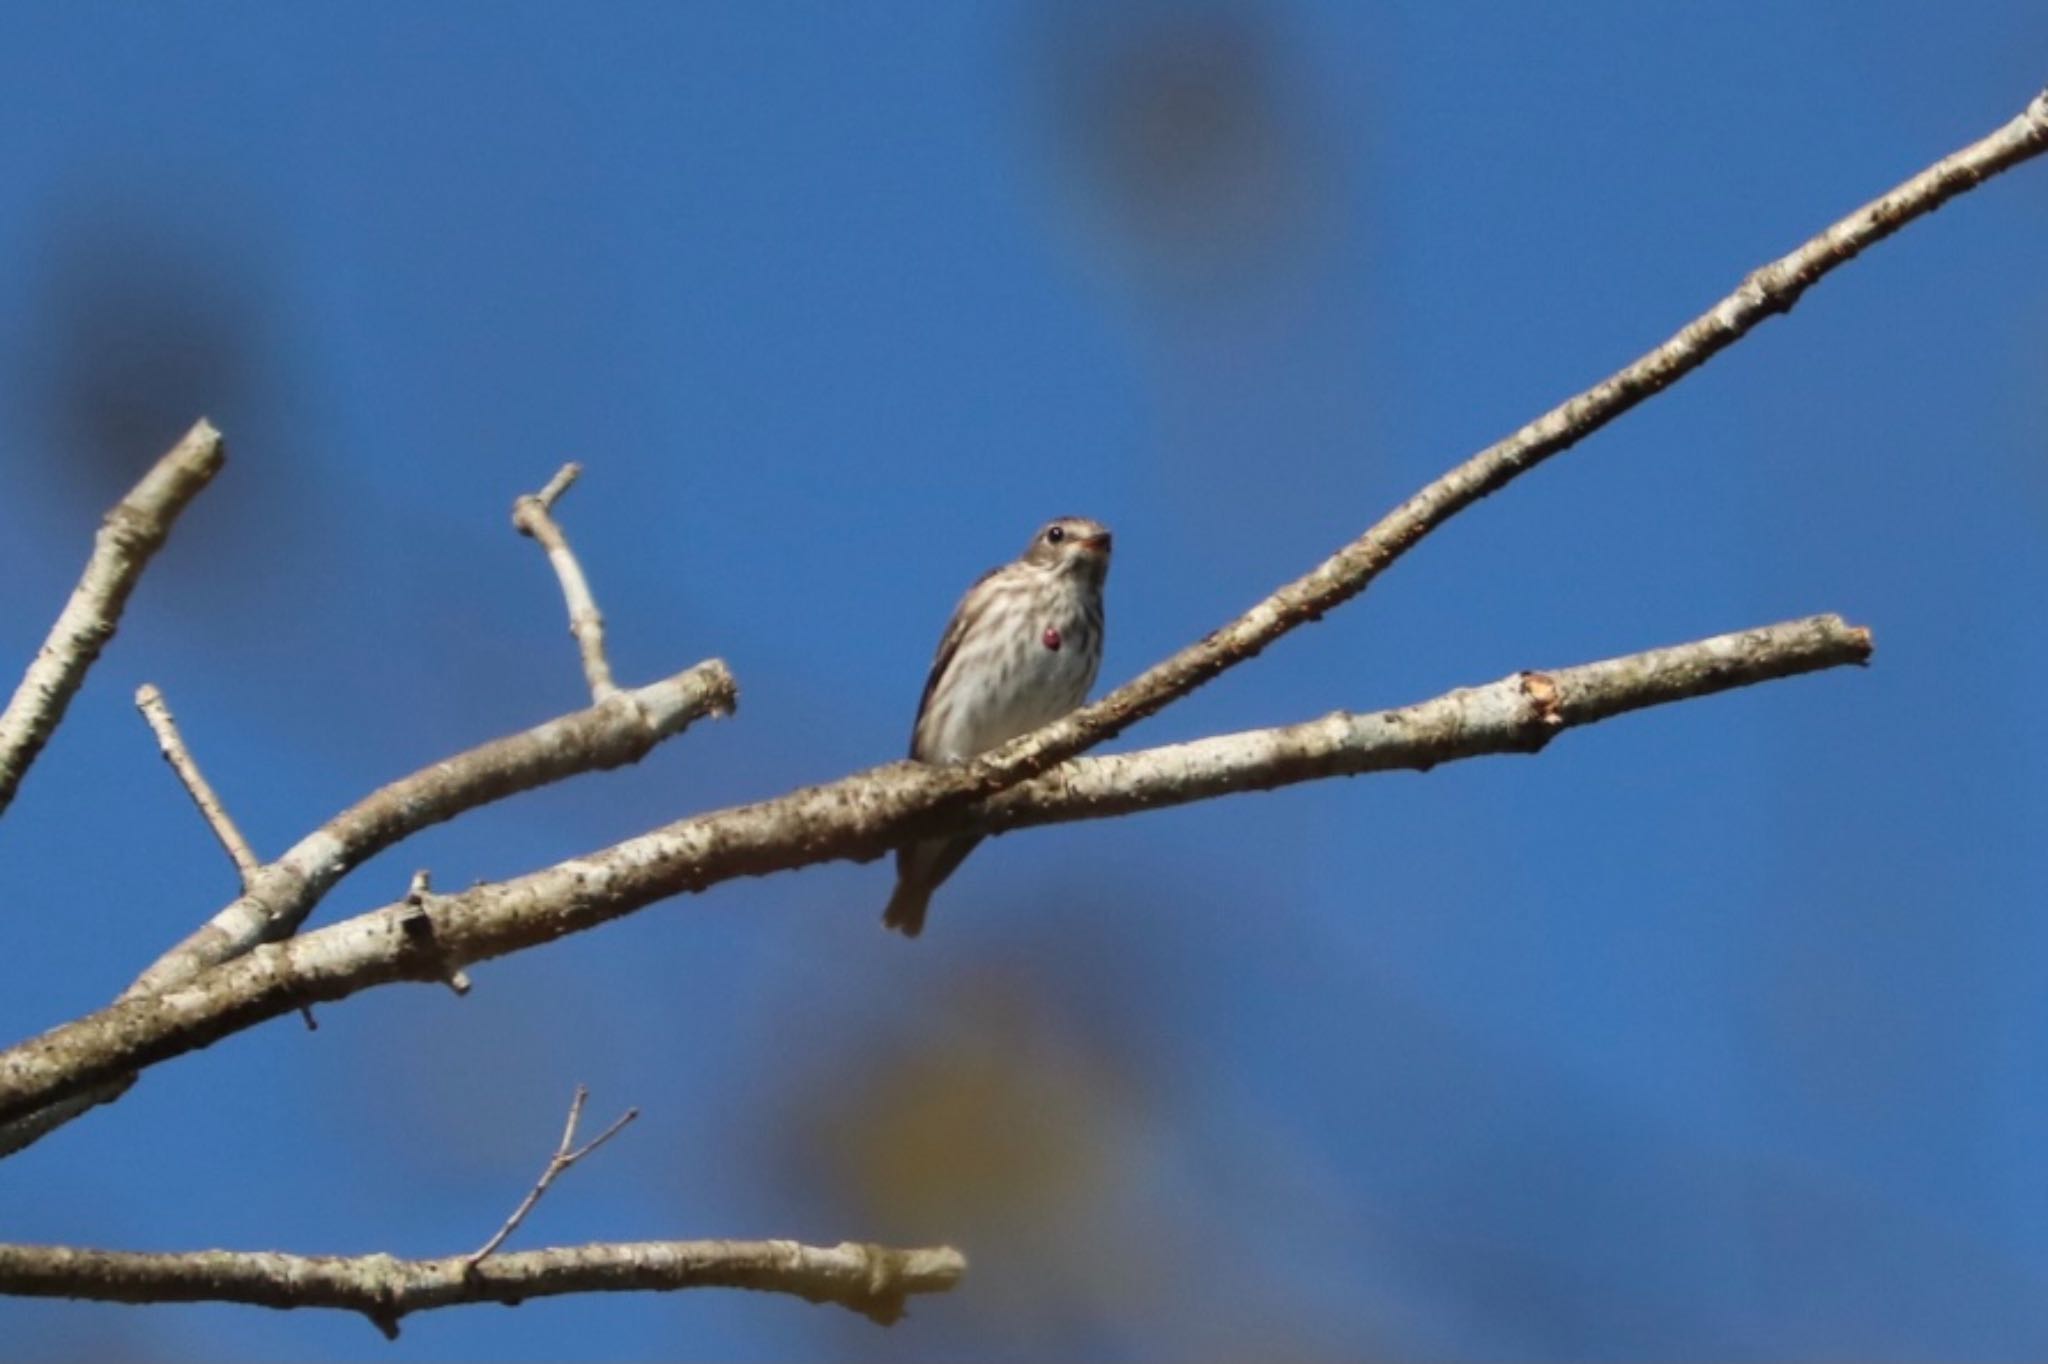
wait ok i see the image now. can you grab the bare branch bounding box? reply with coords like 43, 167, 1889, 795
514, 462, 618, 702
0, 660, 735, 1160
134, 684, 260, 883
467, 1085, 638, 1270
956, 88, 2048, 797
0, 1238, 966, 1336
977, 615, 1874, 831
0, 420, 224, 821
0, 89, 2025, 1339
126, 659, 736, 1000
0, 615, 1870, 1128
2, 86, 2036, 1156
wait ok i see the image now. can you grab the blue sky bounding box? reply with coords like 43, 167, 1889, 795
0, 3, 2044, 1359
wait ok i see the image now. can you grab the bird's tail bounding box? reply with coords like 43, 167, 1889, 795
881, 835, 983, 938
882, 877, 933, 938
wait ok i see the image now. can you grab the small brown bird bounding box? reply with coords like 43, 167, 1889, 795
883, 516, 1112, 936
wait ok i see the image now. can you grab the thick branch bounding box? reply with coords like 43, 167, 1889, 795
0, 1239, 966, 1334
979, 614, 1871, 829
0, 615, 1869, 1127
0, 660, 735, 1160
126, 660, 736, 999
513, 462, 618, 702
0, 420, 224, 820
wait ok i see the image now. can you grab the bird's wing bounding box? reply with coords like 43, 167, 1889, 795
909, 565, 998, 759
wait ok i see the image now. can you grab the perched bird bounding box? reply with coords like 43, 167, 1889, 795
883, 516, 1112, 937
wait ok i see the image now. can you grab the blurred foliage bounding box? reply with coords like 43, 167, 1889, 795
774, 964, 1159, 1334
1, 181, 336, 640
1029, 0, 1337, 294
740, 877, 1364, 1361
16, 202, 270, 511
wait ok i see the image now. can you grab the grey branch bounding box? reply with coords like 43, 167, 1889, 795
0, 615, 1871, 1128
979, 615, 1872, 830
0, 89, 2033, 1326
467, 1085, 639, 1269
952, 88, 2048, 799
126, 661, 735, 1001
0, 462, 735, 1165
134, 683, 261, 882
514, 462, 619, 702
0, 660, 736, 1160
0, 420, 223, 820
5, 90, 2035, 1146
0, 1238, 967, 1336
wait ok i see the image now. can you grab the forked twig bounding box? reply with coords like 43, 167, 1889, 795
466, 1085, 639, 1271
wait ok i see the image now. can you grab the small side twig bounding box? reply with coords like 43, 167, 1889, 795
400, 871, 470, 998
134, 684, 259, 883
467, 1085, 639, 1272
513, 463, 618, 702
134, 683, 318, 1031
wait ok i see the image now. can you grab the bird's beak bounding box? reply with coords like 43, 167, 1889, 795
1081, 532, 1113, 554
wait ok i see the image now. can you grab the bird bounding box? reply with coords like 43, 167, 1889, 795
882, 515, 1112, 937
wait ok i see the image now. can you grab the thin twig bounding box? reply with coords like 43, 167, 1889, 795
0, 1237, 965, 1335
0, 420, 224, 821
513, 462, 619, 702
529, 462, 581, 512
467, 1085, 639, 1270
0, 615, 1872, 1128
132, 683, 319, 1031
134, 684, 260, 883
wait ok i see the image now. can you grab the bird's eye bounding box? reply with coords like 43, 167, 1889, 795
1046, 525, 1066, 544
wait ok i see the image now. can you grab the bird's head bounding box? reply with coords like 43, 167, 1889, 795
1022, 515, 1113, 581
